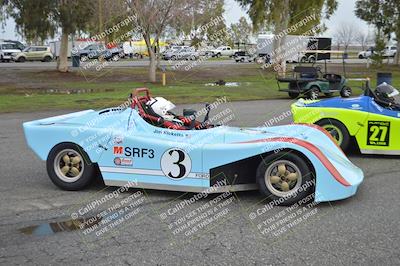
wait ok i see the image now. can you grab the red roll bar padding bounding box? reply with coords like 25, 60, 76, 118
130, 87, 209, 130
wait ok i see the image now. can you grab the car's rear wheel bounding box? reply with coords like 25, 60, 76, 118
316, 119, 350, 151
47, 143, 95, 190
18, 56, 26, 62
257, 152, 315, 206
288, 91, 300, 99
358, 54, 364, 59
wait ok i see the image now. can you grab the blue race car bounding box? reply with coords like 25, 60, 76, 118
23, 88, 364, 205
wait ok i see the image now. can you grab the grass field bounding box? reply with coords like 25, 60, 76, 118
0, 63, 399, 113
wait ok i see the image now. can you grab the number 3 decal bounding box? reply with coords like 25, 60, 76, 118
161, 148, 192, 180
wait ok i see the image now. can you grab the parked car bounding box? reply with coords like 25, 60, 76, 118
0, 42, 21, 62
208, 46, 238, 57
75, 43, 123, 61
12, 46, 53, 62
358, 46, 397, 59
0, 39, 25, 50
234, 51, 256, 62
163, 47, 199, 60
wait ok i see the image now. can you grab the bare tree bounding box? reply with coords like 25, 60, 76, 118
355, 29, 373, 50
127, 0, 191, 83
334, 22, 357, 52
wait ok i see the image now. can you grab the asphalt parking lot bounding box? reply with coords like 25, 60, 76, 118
0, 99, 399, 265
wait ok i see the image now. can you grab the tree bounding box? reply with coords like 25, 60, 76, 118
230, 17, 253, 46
355, 29, 373, 51
237, 0, 338, 72
355, 0, 392, 65
127, 0, 192, 83
2, 0, 94, 72
171, 0, 227, 47
381, 0, 400, 65
87, 0, 131, 44
334, 22, 356, 52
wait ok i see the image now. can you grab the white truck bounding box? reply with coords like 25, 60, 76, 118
358, 45, 397, 59
208, 46, 238, 57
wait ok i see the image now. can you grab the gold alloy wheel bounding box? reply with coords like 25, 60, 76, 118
264, 160, 302, 197
53, 149, 84, 183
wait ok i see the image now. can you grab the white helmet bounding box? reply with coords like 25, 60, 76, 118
147, 97, 176, 117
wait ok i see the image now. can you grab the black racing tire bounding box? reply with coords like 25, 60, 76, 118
288, 91, 300, 99
308, 56, 316, 63
240, 58, 245, 62
256, 151, 315, 206
307, 86, 320, 99
43, 56, 52, 62
358, 54, 364, 59
46, 142, 96, 191
316, 119, 350, 151
340, 86, 352, 98
18, 56, 26, 63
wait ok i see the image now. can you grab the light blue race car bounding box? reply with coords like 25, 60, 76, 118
23, 88, 364, 205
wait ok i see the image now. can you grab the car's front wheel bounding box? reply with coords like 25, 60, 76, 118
47, 143, 95, 190
257, 152, 315, 206
316, 119, 350, 151
42, 56, 52, 62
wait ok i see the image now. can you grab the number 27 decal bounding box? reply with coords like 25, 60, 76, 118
367, 121, 390, 146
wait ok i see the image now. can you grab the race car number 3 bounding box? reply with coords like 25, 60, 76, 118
161, 148, 192, 179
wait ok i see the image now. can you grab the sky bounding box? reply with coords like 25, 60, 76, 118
1, 0, 371, 42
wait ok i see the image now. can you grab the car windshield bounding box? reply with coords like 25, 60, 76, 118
1, 43, 16, 49
393, 91, 400, 105
23, 47, 30, 52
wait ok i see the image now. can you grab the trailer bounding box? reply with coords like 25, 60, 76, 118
49, 39, 100, 58
256, 35, 331, 64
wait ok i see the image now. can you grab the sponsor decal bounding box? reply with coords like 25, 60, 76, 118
113, 146, 124, 155
351, 104, 362, 110
114, 157, 133, 166
113, 135, 124, 144
367, 121, 390, 146
113, 146, 155, 158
